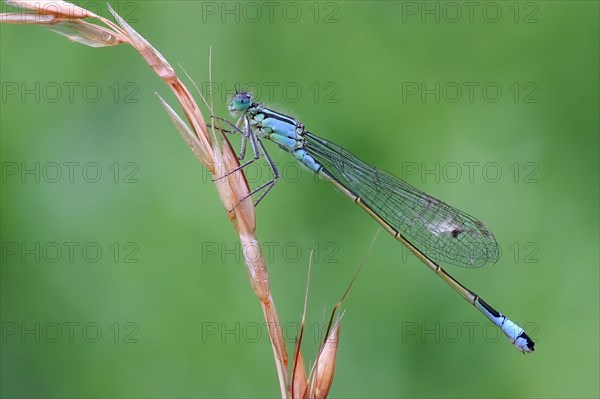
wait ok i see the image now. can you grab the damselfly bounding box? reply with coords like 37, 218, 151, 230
215, 91, 535, 353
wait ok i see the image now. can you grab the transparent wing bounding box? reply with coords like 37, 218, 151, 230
304, 132, 499, 268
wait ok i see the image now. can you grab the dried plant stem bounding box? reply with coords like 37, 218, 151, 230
1, 1, 292, 397
2, 1, 356, 396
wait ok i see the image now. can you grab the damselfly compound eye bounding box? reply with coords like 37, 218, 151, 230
228, 92, 253, 114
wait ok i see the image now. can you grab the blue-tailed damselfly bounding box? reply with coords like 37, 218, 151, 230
215, 91, 535, 353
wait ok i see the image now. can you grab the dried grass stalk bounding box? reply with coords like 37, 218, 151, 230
1, 2, 351, 397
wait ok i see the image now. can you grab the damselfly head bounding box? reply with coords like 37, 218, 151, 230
228, 92, 253, 115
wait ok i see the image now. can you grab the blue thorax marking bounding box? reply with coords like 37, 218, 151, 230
246, 105, 322, 173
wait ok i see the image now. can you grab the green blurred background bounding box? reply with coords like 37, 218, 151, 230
1, 1, 598, 398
